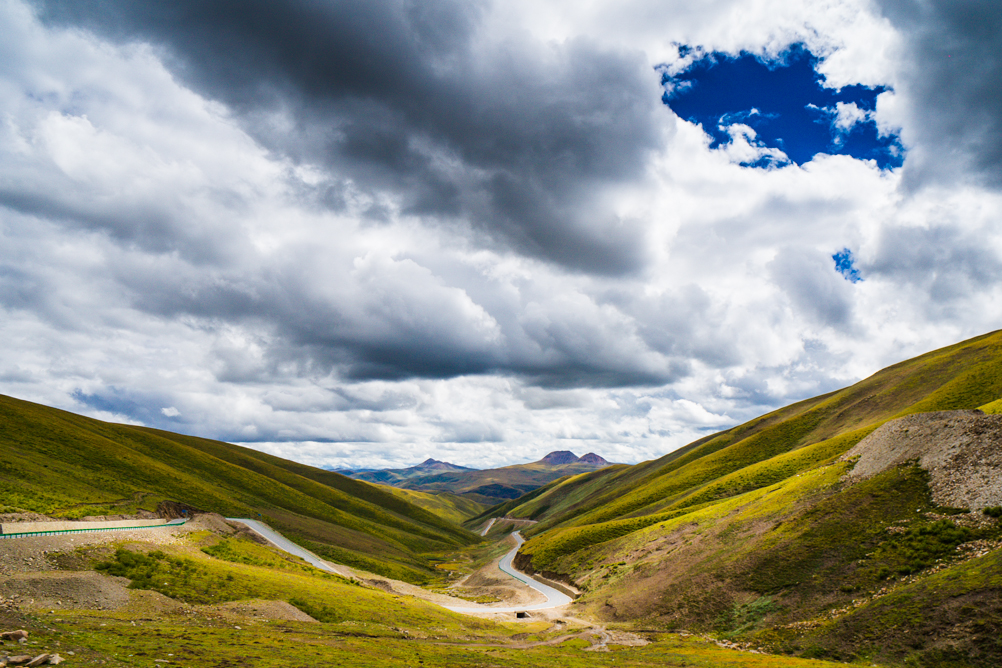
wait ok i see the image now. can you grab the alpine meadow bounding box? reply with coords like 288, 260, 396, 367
3, 1, 1002, 667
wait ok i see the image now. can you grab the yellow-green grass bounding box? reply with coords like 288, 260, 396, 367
381, 486, 487, 524
522, 458, 1002, 666
517, 429, 871, 572
509, 329, 1002, 542
0, 393, 477, 583
12, 531, 860, 666
90, 540, 480, 631
756, 540, 1002, 665
978, 397, 1002, 414
14, 610, 862, 668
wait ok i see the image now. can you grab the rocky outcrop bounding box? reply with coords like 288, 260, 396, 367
842, 410, 1002, 509
155, 501, 203, 519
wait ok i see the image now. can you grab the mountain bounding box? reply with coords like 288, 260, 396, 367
417, 457, 472, 471
576, 452, 609, 466
349, 450, 613, 503
0, 393, 478, 583
539, 450, 580, 465
486, 329, 1002, 667
349, 458, 473, 486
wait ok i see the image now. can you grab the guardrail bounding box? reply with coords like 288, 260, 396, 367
0, 519, 187, 539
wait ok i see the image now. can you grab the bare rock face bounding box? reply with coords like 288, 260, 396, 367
842, 410, 1002, 509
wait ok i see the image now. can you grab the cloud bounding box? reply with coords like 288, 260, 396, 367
35, 0, 670, 275
832, 101, 870, 133
769, 247, 855, 328
865, 223, 1002, 304
0, 0, 1001, 470
875, 0, 1002, 187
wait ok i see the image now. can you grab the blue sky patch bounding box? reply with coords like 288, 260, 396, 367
661, 45, 903, 169
833, 248, 863, 282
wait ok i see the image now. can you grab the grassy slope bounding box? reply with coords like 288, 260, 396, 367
3, 527, 863, 668
515, 329, 1002, 540
0, 394, 477, 582
508, 330, 1002, 666
380, 486, 487, 525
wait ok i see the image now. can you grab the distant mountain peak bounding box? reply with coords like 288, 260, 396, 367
413, 458, 471, 471
577, 452, 609, 466
540, 450, 580, 465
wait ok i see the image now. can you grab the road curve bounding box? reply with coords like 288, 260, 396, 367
442, 531, 573, 613
226, 518, 343, 575
479, 517, 497, 536
228, 518, 572, 614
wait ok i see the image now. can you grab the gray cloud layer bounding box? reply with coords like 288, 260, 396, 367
1, 0, 1001, 467
37, 0, 667, 274
877, 0, 1002, 187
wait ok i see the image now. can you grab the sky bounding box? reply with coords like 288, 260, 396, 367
1, 0, 1001, 470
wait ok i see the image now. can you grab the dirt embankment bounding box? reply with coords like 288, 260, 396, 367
842, 410, 1002, 509
511, 551, 580, 595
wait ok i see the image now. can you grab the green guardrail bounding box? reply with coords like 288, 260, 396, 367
0, 519, 188, 539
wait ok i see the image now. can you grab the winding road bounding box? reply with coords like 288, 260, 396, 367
442, 530, 572, 613
226, 518, 345, 575
229, 518, 572, 614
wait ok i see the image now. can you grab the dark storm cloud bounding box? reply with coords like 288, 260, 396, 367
119, 257, 689, 388
119, 262, 504, 382
36, 0, 666, 274
876, 0, 1002, 186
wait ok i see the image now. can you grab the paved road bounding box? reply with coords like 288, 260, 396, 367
479, 517, 497, 536
229, 518, 572, 614
226, 518, 342, 575
442, 531, 573, 613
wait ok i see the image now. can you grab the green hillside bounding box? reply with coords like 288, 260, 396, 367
0, 394, 478, 583
503, 329, 1002, 667
380, 485, 487, 525
511, 329, 1002, 535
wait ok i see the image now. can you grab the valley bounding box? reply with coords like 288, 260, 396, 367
3, 330, 1002, 666
347, 451, 613, 505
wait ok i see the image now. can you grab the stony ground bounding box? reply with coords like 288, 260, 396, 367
0, 527, 186, 577
842, 410, 1002, 509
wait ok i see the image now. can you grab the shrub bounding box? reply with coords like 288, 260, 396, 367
870, 520, 973, 577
